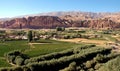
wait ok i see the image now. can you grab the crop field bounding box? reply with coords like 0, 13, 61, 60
0, 29, 120, 71
24, 39, 82, 57
0, 40, 29, 67
1, 43, 120, 71
0, 40, 29, 57
0, 39, 83, 67
0, 58, 11, 67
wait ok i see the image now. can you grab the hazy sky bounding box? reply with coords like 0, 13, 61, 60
0, 0, 120, 18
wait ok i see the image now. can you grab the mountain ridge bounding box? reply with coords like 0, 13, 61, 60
0, 11, 120, 29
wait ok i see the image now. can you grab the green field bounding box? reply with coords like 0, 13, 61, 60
0, 40, 29, 67
0, 39, 83, 67
25, 41, 81, 57
0, 58, 11, 67
0, 40, 29, 57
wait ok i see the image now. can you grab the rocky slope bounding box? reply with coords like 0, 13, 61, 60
0, 11, 120, 29
0, 16, 72, 29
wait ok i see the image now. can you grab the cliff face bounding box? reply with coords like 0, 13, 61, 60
1, 18, 27, 29
0, 15, 120, 29
0, 16, 71, 29
26, 16, 71, 29
88, 19, 120, 29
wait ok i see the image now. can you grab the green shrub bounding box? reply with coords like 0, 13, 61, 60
93, 54, 104, 63
7, 55, 16, 63
88, 68, 94, 71
73, 45, 96, 54
56, 27, 65, 31
94, 63, 102, 70
98, 56, 120, 71
4, 50, 21, 63
25, 45, 96, 65
22, 67, 31, 71
5, 50, 29, 66
14, 56, 24, 66
85, 60, 94, 68
0, 46, 112, 71
60, 62, 77, 71
25, 47, 111, 71
63, 35, 70, 39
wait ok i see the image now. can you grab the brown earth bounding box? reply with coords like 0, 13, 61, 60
58, 38, 112, 46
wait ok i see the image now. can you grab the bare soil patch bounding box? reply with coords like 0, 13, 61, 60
58, 38, 112, 45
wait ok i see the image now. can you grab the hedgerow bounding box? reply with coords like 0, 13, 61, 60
0, 45, 114, 71
24, 47, 111, 71
4, 50, 29, 66
25, 45, 95, 64
98, 56, 120, 71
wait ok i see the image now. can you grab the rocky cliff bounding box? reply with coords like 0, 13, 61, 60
0, 16, 71, 29
0, 11, 120, 29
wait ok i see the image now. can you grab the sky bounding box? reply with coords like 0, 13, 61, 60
0, 0, 120, 18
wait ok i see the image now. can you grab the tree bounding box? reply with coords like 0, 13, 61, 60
27, 30, 33, 42
56, 27, 65, 31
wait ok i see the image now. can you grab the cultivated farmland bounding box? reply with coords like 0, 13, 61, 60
0, 29, 120, 71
